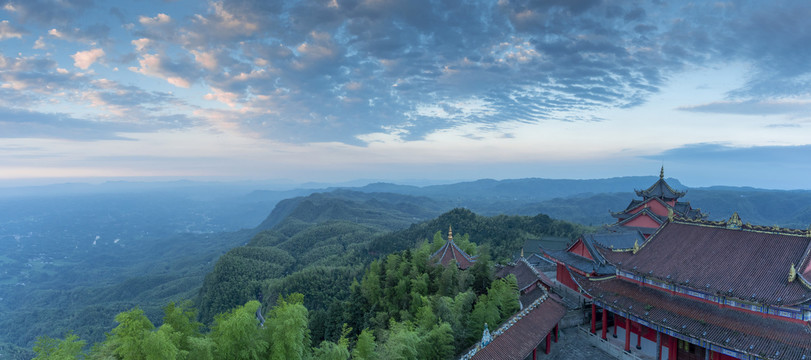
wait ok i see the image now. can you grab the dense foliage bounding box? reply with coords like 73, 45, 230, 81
33, 239, 521, 360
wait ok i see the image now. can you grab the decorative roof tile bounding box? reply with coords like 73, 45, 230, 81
430, 226, 477, 269
495, 258, 554, 292
578, 275, 811, 359
464, 293, 567, 360
621, 219, 811, 306
634, 167, 686, 200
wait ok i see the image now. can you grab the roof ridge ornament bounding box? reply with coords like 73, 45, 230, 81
726, 212, 743, 230
660, 165, 664, 179
448, 225, 453, 242
633, 240, 640, 254
481, 323, 492, 346
789, 263, 797, 283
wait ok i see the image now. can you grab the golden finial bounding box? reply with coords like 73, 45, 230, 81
789, 263, 797, 282
448, 225, 453, 241
660, 166, 664, 179
633, 240, 640, 254
520, 248, 524, 259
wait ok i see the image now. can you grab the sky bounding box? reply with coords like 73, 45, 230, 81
1, 0, 810, 189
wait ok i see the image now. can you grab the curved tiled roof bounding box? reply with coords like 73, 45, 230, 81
585, 229, 646, 250
614, 208, 666, 227
543, 248, 616, 276
622, 220, 811, 306
431, 239, 477, 269
578, 274, 811, 359
465, 293, 567, 360
495, 258, 554, 292
634, 170, 686, 200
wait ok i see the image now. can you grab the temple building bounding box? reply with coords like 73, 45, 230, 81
462, 255, 567, 360
546, 168, 706, 290
541, 170, 811, 359
431, 226, 478, 269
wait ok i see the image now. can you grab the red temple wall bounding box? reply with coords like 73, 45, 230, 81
567, 239, 593, 260
624, 214, 661, 228
629, 199, 669, 217
556, 264, 578, 290
646, 200, 669, 217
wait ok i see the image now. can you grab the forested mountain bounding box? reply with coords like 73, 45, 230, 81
6, 176, 811, 359
32, 189, 584, 359
194, 190, 585, 348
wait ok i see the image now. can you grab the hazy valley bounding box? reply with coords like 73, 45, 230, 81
3, 177, 811, 358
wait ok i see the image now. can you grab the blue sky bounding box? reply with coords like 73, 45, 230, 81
1, 0, 810, 189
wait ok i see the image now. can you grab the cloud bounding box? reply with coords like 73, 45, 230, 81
645, 143, 811, 164
5, 0, 811, 147
71, 48, 105, 69
0, 52, 197, 138
0, 0, 93, 26
128, 52, 198, 88
0, 107, 130, 141
46, 24, 111, 45
678, 100, 811, 116
0, 20, 25, 39
138, 13, 172, 26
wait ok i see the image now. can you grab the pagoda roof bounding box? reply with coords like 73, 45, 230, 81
430, 227, 477, 270
525, 253, 555, 269
576, 274, 811, 359
614, 208, 666, 227
543, 237, 616, 276
585, 229, 646, 250
465, 292, 567, 360
495, 258, 554, 293
634, 167, 686, 200
621, 217, 811, 306
610, 225, 658, 237
613, 197, 705, 220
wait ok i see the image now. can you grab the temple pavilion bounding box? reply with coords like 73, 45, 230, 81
431, 226, 478, 269
542, 170, 811, 359
610, 166, 706, 237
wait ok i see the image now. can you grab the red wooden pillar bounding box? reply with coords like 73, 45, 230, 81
636, 324, 643, 349
624, 317, 631, 352
532, 348, 537, 360
669, 336, 677, 360
591, 303, 597, 334
613, 314, 618, 338
554, 323, 559, 343
601, 308, 608, 340
656, 331, 662, 360
545, 332, 551, 354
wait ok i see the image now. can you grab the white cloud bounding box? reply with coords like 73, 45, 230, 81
33, 36, 46, 49
167, 77, 191, 88
204, 87, 240, 107
130, 53, 193, 88
139, 13, 172, 25
71, 48, 105, 69
48, 29, 64, 38
191, 50, 218, 70
131, 38, 151, 52
0, 20, 24, 40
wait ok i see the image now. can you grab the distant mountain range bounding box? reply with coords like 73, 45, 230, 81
3, 175, 811, 358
